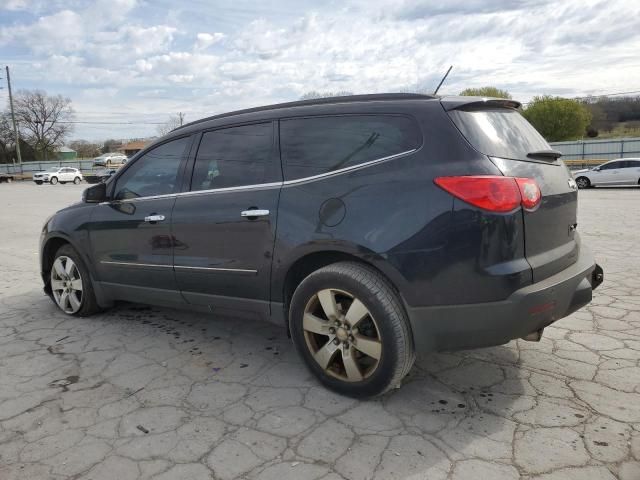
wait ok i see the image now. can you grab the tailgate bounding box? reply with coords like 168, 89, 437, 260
446, 102, 580, 282
490, 157, 579, 281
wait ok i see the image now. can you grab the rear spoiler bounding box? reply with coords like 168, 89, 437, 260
440, 96, 522, 111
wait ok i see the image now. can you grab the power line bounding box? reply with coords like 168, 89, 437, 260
521, 89, 640, 105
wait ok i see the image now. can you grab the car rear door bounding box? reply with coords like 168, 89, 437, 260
626, 160, 640, 184
171, 121, 281, 316
88, 135, 193, 305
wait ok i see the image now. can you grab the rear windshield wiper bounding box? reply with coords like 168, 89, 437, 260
527, 149, 562, 160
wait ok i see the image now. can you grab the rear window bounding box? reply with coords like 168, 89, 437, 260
280, 115, 421, 181
449, 108, 551, 160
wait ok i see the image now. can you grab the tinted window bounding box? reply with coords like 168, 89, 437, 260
449, 108, 551, 160
280, 115, 421, 180
599, 161, 622, 171
190, 123, 275, 191
114, 137, 189, 200
628, 160, 640, 168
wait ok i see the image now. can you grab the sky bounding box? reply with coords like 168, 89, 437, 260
1, 0, 639, 141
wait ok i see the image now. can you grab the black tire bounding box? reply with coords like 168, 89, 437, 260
35, 181, 43, 185
575, 176, 590, 189
73, 177, 81, 184
289, 261, 415, 397
49, 244, 101, 316
50, 176, 58, 185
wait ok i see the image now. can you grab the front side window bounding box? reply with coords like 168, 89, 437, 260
190, 122, 275, 191
113, 136, 189, 200
280, 115, 421, 181
599, 161, 621, 171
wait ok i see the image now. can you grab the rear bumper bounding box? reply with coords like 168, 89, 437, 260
406, 246, 602, 353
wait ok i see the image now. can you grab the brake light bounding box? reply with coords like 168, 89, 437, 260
515, 177, 541, 211
434, 176, 541, 213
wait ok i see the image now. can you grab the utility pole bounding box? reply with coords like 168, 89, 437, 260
178, 112, 185, 126
5, 66, 22, 168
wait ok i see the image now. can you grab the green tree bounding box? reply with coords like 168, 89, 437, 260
523, 96, 592, 141
459, 86, 512, 99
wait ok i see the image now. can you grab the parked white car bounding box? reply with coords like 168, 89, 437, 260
33, 167, 83, 185
93, 153, 127, 167
573, 158, 640, 188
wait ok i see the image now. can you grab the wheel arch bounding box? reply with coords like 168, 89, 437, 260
274, 247, 408, 329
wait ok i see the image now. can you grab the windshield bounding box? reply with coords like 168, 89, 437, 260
449, 108, 551, 160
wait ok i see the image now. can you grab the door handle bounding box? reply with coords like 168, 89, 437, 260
144, 214, 165, 222
241, 209, 269, 218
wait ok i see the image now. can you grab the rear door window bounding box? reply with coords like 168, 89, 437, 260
448, 108, 551, 161
190, 122, 277, 191
280, 115, 421, 181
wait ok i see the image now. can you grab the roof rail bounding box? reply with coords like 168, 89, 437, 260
175, 93, 436, 131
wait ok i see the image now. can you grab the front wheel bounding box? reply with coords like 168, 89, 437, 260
49, 244, 100, 316
289, 262, 415, 397
575, 176, 591, 189
73, 177, 81, 184
35, 181, 43, 185
50, 176, 58, 185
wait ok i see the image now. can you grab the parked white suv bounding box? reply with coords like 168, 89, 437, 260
573, 158, 640, 188
93, 153, 127, 167
33, 167, 83, 185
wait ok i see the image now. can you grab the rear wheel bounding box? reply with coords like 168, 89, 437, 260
50, 176, 58, 185
289, 262, 414, 397
576, 176, 590, 189
49, 244, 100, 316
73, 177, 81, 184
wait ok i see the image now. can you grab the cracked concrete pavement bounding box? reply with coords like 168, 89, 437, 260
0, 182, 639, 479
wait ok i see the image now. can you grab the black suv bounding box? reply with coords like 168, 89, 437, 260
40, 94, 603, 397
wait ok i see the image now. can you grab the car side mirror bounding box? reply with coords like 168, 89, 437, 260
83, 183, 107, 203
592, 167, 600, 171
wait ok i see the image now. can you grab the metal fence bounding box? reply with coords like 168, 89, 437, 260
0, 159, 99, 176
551, 137, 640, 169
3, 137, 640, 176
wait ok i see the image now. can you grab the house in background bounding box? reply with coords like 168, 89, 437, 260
56, 146, 77, 160
118, 140, 149, 157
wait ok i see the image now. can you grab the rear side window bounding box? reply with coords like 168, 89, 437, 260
449, 108, 551, 161
190, 123, 276, 191
280, 115, 421, 180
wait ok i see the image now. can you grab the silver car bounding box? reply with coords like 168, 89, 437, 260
573, 158, 640, 188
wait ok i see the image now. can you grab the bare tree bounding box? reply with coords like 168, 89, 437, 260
157, 112, 186, 136
0, 113, 15, 163
69, 140, 101, 158
300, 91, 354, 100
14, 90, 74, 160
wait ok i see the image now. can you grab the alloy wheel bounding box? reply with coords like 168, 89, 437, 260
50, 256, 83, 314
303, 288, 382, 382
576, 177, 589, 189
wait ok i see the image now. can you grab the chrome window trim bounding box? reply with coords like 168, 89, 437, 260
281, 148, 416, 186
101, 260, 257, 274
99, 148, 417, 205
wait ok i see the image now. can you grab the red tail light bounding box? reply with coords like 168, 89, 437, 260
434, 176, 541, 213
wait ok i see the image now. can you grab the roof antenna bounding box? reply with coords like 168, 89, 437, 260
433, 65, 453, 95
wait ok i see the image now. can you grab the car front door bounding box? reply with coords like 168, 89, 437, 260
593, 161, 623, 185
171, 122, 281, 316
88, 135, 193, 305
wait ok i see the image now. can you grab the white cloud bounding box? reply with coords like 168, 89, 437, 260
2, 0, 640, 140
194, 32, 224, 50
